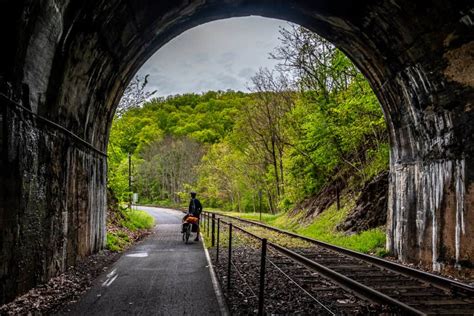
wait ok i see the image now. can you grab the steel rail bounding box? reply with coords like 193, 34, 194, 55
208, 211, 474, 296
268, 242, 424, 315
265, 254, 336, 315
210, 214, 425, 315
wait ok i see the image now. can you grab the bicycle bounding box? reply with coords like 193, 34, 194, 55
182, 215, 199, 244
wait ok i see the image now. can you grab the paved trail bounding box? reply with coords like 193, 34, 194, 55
63, 207, 223, 315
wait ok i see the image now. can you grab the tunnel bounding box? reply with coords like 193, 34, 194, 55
0, 0, 473, 304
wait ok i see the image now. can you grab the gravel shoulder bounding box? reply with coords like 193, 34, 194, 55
0, 250, 122, 316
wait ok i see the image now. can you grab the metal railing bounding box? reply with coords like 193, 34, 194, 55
201, 211, 337, 315
0, 93, 107, 157
207, 210, 474, 297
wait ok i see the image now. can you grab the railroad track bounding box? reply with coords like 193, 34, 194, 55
202, 211, 474, 315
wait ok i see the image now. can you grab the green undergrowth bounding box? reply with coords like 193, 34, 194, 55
201, 221, 262, 250
120, 210, 155, 231
296, 203, 386, 255
213, 200, 386, 255
106, 209, 155, 252
107, 231, 131, 252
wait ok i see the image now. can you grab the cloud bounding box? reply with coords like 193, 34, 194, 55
137, 16, 287, 97
182, 61, 194, 69
216, 73, 239, 86
193, 52, 210, 63
215, 52, 237, 73
238, 67, 255, 78
148, 73, 178, 95
195, 78, 218, 92
255, 40, 275, 49
217, 52, 237, 64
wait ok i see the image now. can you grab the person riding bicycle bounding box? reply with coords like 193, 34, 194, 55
182, 191, 202, 241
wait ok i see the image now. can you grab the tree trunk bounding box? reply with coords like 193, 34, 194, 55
271, 134, 280, 198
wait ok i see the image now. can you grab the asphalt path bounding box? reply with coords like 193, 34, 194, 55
62, 206, 222, 315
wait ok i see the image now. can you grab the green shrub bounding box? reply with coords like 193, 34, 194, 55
107, 232, 130, 252
106, 209, 155, 252
120, 210, 155, 231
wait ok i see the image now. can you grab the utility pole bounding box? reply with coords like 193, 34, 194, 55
128, 152, 132, 209
259, 189, 262, 222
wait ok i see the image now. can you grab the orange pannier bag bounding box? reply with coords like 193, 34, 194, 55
185, 216, 199, 224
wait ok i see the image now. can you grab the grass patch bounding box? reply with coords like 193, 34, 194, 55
106, 231, 131, 252
120, 210, 155, 231
106, 209, 155, 252
216, 201, 386, 255
294, 202, 386, 254
200, 217, 262, 250
213, 211, 284, 226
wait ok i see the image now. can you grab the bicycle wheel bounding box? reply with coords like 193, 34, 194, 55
185, 224, 191, 244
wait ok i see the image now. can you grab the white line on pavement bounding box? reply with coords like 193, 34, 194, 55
201, 233, 230, 316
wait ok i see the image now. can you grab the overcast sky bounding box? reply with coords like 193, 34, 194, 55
137, 16, 289, 97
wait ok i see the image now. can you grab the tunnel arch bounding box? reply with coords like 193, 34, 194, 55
1, 0, 473, 304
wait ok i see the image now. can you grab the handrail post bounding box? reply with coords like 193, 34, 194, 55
216, 218, 220, 263
228, 223, 232, 291
201, 212, 204, 233
211, 214, 216, 247
203, 212, 206, 232
207, 212, 210, 237
258, 238, 267, 316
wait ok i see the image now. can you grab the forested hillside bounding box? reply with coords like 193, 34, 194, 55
108, 25, 389, 249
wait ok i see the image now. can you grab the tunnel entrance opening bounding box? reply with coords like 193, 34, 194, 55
108, 16, 389, 259
0, 0, 472, 305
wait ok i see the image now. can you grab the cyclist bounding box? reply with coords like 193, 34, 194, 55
182, 191, 202, 241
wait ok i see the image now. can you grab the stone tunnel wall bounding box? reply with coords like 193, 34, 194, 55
381, 50, 474, 269
0, 102, 106, 304
386, 108, 474, 270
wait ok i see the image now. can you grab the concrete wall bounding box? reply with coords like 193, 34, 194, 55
0, 0, 472, 304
